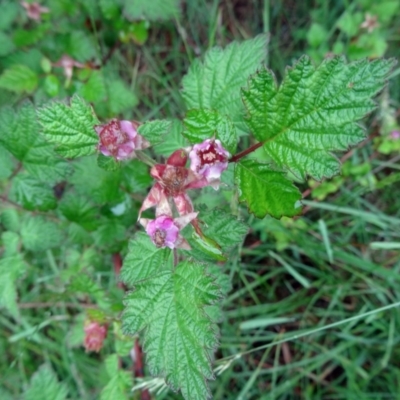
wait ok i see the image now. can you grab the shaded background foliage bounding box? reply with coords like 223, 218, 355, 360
0, 0, 399, 399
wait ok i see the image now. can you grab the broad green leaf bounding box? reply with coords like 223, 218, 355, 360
20, 216, 63, 252
99, 0, 121, 19
23, 364, 68, 400
137, 119, 171, 145
121, 232, 171, 286
69, 156, 123, 204
183, 109, 237, 153
37, 95, 99, 158
58, 193, 98, 230
242, 57, 396, 180
0, 65, 38, 94
0, 103, 71, 183
197, 208, 248, 250
153, 119, 188, 157
67, 31, 97, 62
93, 220, 126, 249
121, 159, 152, 192
235, 160, 302, 219
123, 260, 221, 399
182, 35, 267, 132
10, 173, 57, 211
0, 209, 20, 232
123, 0, 180, 21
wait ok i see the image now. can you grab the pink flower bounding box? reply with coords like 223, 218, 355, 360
390, 130, 400, 140
140, 149, 209, 217
189, 139, 230, 187
21, 2, 49, 21
140, 213, 198, 250
53, 55, 86, 84
84, 321, 107, 353
94, 119, 149, 161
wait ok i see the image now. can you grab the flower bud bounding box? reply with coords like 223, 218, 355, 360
189, 139, 229, 183
84, 321, 107, 353
94, 120, 149, 161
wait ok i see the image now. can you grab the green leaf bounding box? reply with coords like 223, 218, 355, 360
182, 35, 267, 132
0, 64, 38, 94
10, 173, 57, 211
137, 119, 171, 146
235, 160, 302, 219
100, 354, 132, 400
0, 232, 26, 316
58, 193, 98, 230
0, 103, 71, 183
121, 160, 152, 192
121, 233, 171, 286
123, 260, 221, 399
79, 70, 107, 103
37, 95, 99, 158
97, 153, 120, 171
23, 364, 68, 400
67, 31, 96, 62
153, 119, 188, 157
242, 57, 396, 180
183, 109, 237, 153
99, 0, 121, 19
107, 79, 138, 116
0, 1, 19, 30
0, 209, 20, 232
21, 216, 63, 252
69, 156, 122, 204
0, 145, 15, 180
123, 0, 180, 21
0, 32, 15, 57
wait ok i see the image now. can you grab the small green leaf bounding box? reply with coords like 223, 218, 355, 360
107, 79, 138, 116
0, 145, 15, 180
123, 0, 180, 21
242, 57, 396, 180
10, 173, 57, 211
0, 1, 19, 30
183, 109, 237, 153
121, 232, 171, 286
235, 160, 302, 219
153, 119, 188, 157
0, 103, 71, 183
99, 0, 121, 19
21, 216, 63, 252
121, 159, 152, 192
0, 32, 15, 57
79, 70, 107, 103
97, 153, 120, 171
67, 31, 96, 62
43, 74, 60, 97
24, 364, 68, 400
123, 260, 221, 399
37, 95, 99, 158
137, 119, 171, 146
182, 35, 267, 132
0, 64, 38, 94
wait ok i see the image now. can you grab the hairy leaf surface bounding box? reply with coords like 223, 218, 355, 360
242, 57, 396, 180
182, 35, 267, 131
123, 260, 221, 399
37, 95, 99, 158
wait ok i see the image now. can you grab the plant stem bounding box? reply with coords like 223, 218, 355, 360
229, 141, 264, 163
136, 150, 156, 167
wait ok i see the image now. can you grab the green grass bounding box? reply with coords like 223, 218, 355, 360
1, 0, 400, 399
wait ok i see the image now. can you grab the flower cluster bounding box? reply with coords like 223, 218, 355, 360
93, 119, 230, 249
140, 139, 230, 249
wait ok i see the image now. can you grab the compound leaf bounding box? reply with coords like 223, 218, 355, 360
242, 57, 396, 180
37, 95, 99, 158
182, 35, 267, 132
235, 160, 302, 219
123, 260, 222, 400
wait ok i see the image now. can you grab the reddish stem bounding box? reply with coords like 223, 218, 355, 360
112, 253, 125, 290
229, 141, 264, 163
